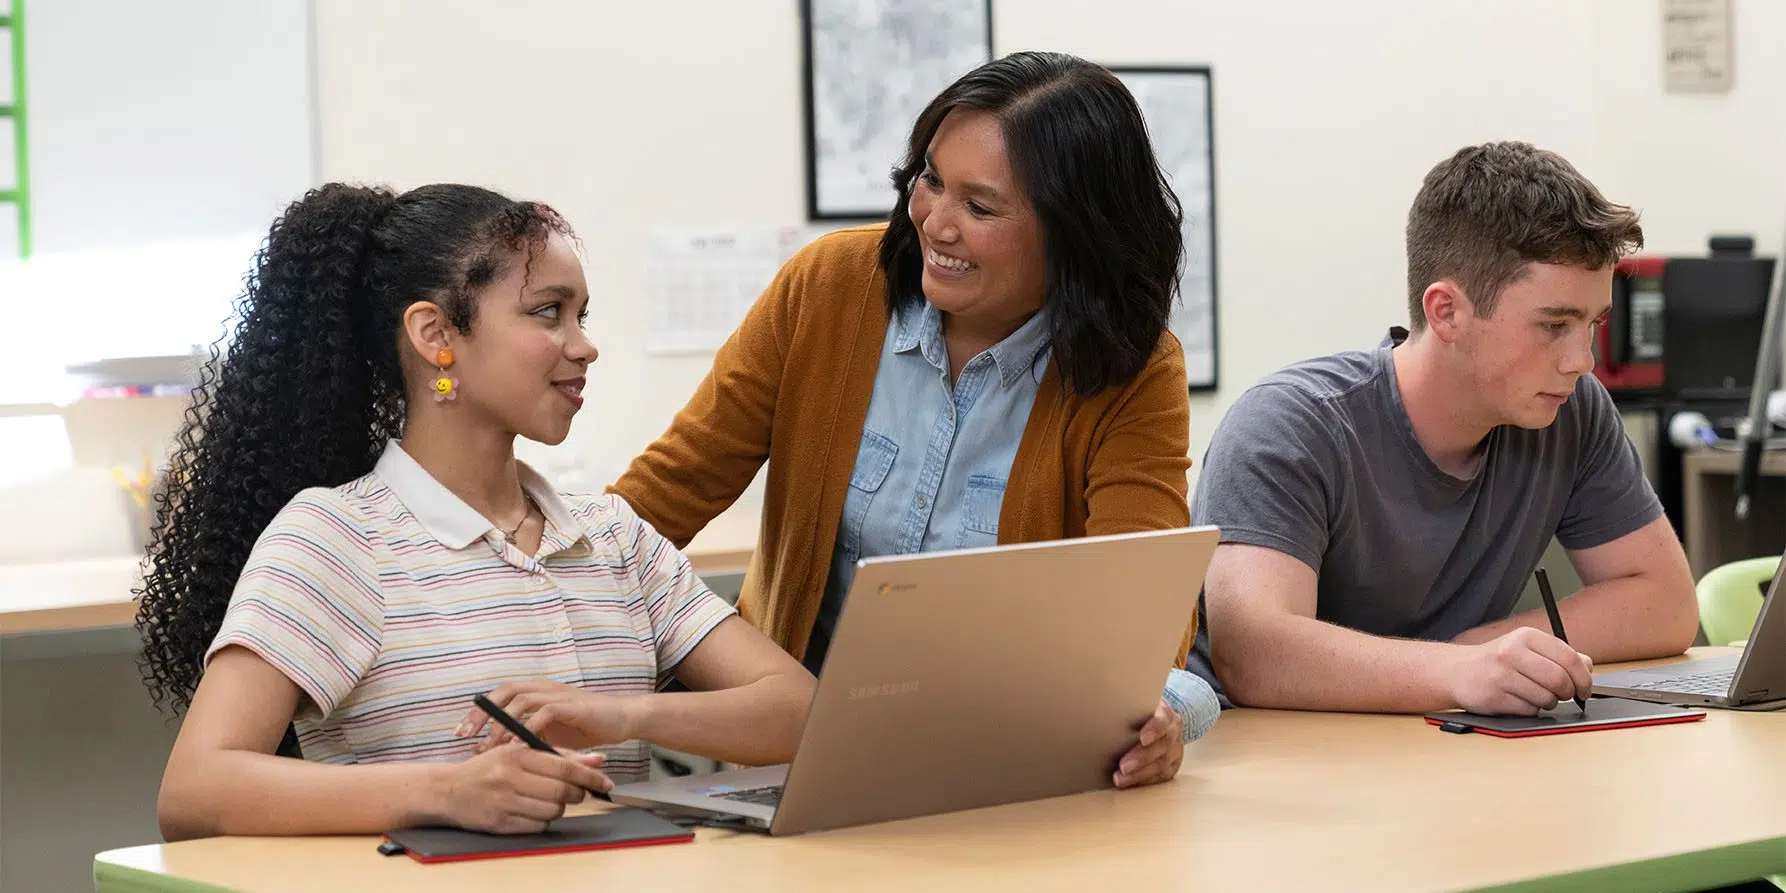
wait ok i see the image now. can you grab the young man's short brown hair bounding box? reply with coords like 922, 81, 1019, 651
1405, 141, 1643, 331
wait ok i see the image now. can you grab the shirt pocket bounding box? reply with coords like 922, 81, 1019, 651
839, 428, 899, 562
955, 474, 1006, 550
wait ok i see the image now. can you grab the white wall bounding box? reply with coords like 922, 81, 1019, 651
1592, 0, 1786, 258
311, 0, 805, 485
310, 0, 1612, 490
998, 0, 1602, 480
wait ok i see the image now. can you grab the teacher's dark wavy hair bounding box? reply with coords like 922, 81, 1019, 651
134, 182, 572, 717
879, 50, 1184, 396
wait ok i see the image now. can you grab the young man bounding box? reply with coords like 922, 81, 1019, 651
1189, 142, 1699, 715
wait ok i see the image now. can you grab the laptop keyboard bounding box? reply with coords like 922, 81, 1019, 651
713, 785, 783, 807
1624, 671, 1734, 695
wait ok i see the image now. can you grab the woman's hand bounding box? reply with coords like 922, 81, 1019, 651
1113, 698, 1184, 789
439, 742, 611, 834
458, 680, 638, 752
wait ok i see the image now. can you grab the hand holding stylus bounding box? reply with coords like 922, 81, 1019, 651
1534, 569, 1589, 713
1441, 624, 1594, 716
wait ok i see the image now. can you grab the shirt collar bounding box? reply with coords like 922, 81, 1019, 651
891, 297, 938, 356
373, 440, 586, 552
892, 298, 1054, 388
988, 306, 1054, 387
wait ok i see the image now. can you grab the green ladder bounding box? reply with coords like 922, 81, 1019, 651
1, 0, 28, 257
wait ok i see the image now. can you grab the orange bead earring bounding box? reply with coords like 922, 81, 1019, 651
431, 347, 458, 402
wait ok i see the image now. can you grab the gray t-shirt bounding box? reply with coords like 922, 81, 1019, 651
1187, 329, 1662, 697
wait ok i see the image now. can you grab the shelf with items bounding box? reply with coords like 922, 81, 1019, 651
64, 352, 204, 398
0, 352, 204, 409
76, 384, 193, 400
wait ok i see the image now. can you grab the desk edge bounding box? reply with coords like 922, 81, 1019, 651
1473, 833, 1786, 893
94, 855, 241, 893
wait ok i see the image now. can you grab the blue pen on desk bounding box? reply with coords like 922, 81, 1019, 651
1533, 569, 1588, 714
473, 693, 612, 801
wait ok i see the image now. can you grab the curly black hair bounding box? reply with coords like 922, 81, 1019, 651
135, 182, 573, 716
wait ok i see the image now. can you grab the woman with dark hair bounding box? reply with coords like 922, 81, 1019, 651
612, 50, 1218, 789
136, 183, 814, 840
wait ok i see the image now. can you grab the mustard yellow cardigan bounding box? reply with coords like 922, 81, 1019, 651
612, 225, 1198, 667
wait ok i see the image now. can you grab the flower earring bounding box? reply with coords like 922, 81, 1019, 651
431, 347, 458, 402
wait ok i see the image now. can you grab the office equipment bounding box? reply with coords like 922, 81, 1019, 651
1598, 256, 1666, 392
1594, 240, 1775, 401
1424, 697, 1705, 738
1594, 546, 1785, 707
610, 527, 1217, 836
381, 810, 693, 864
1664, 239, 1775, 402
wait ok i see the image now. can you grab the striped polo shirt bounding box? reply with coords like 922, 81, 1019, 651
204, 441, 735, 782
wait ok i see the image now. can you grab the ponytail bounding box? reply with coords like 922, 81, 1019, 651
136, 184, 403, 714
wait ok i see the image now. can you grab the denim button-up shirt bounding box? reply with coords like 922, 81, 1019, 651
803, 297, 1219, 743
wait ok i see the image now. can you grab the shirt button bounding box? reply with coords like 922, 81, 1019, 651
917, 495, 928, 509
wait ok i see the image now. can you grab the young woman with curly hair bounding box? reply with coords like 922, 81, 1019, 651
135, 183, 814, 841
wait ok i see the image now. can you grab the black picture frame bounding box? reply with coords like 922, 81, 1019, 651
801, 0, 994, 222
1107, 65, 1219, 392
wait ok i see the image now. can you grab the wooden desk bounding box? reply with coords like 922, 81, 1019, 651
93, 649, 1786, 893
0, 499, 761, 636
1681, 448, 1786, 577
0, 556, 144, 635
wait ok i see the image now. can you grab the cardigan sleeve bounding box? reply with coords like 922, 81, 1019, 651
1084, 334, 1193, 536
1085, 333, 1198, 669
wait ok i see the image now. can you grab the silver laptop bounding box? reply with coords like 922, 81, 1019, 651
1592, 555, 1784, 708
609, 526, 1218, 836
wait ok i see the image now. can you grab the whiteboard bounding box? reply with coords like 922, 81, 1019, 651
0, 0, 314, 369
21, 0, 315, 257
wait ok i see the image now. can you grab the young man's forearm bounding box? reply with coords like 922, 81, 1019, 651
1218, 614, 1461, 713
1453, 576, 1698, 661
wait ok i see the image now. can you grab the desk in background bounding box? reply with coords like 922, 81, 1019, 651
1681, 449, 1786, 578
94, 649, 1786, 893
0, 496, 762, 636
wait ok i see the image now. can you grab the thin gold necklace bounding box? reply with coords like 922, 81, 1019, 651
501, 494, 537, 541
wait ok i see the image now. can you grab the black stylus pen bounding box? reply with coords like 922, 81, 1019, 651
473, 693, 612, 801
1534, 569, 1588, 713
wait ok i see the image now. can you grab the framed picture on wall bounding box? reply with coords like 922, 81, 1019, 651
801, 0, 993, 221
1109, 65, 1219, 392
